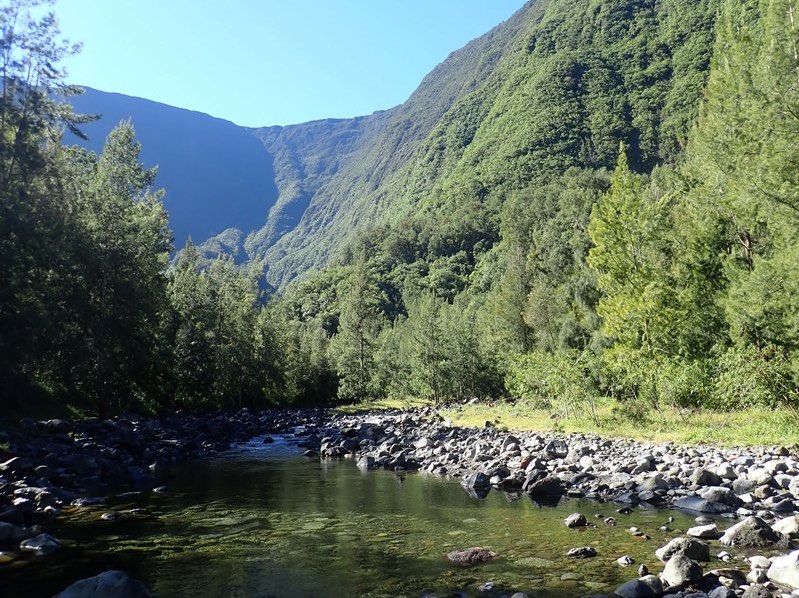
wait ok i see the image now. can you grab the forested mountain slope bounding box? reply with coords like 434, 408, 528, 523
257, 0, 719, 286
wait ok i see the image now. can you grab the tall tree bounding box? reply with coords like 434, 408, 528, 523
67, 122, 171, 414
331, 263, 385, 401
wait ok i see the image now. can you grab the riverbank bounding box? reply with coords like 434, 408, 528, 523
336, 398, 799, 447
3, 406, 799, 597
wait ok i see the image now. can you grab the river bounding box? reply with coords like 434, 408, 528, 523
4, 435, 702, 597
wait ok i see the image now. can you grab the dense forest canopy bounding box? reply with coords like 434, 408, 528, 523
2, 0, 799, 420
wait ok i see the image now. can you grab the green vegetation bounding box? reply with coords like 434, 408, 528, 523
440, 401, 799, 448
4, 0, 799, 442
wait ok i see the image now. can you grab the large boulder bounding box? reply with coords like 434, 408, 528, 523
719, 516, 788, 548
655, 537, 710, 562
772, 515, 799, 538
767, 549, 799, 589
691, 468, 723, 487
53, 570, 152, 598
526, 476, 565, 497
674, 495, 733, 514
662, 554, 703, 587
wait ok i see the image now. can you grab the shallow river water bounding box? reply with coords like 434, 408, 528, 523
4, 436, 706, 598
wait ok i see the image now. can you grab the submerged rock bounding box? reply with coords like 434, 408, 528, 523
53, 570, 152, 598
567, 546, 597, 558
19, 533, 60, 556
446, 547, 497, 566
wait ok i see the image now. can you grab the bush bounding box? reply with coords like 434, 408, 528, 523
505, 350, 599, 421
599, 346, 712, 411
712, 345, 799, 409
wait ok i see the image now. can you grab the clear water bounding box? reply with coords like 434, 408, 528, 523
3, 436, 708, 598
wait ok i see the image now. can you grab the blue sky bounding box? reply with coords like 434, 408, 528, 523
52, 1, 527, 127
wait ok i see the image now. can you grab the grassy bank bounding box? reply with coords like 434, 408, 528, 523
336, 397, 799, 448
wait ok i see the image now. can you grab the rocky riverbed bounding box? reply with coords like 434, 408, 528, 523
3, 406, 799, 597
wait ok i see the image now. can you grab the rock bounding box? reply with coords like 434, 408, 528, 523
526, 476, 564, 497
656, 537, 711, 562
414, 437, 434, 450
100, 511, 125, 522
741, 585, 772, 598
767, 549, 799, 589
567, 546, 597, 558
719, 516, 788, 548
614, 576, 662, 598
675, 495, 734, 514
733, 478, 759, 496
19, 533, 60, 556
662, 554, 703, 587
617, 555, 635, 567
639, 564, 649, 577
356, 455, 375, 470
772, 515, 799, 538
446, 547, 497, 566
708, 586, 736, 598
701, 486, 741, 506
53, 570, 152, 598
463, 471, 491, 489
565, 513, 587, 528
749, 556, 772, 570
692, 468, 723, 487
71, 497, 106, 507
544, 439, 568, 458
687, 523, 722, 539
708, 567, 747, 586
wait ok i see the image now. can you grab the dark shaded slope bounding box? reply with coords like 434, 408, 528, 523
67, 88, 279, 249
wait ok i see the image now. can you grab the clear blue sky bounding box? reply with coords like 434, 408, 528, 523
52, 1, 527, 127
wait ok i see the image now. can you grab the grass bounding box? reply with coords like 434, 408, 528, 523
333, 396, 432, 415
339, 395, 799, 447
440, 398, 799, 447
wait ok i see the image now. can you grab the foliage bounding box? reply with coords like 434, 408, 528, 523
7, 0, 799, 424
713, 345, 799, 409
505, 351, 599, 422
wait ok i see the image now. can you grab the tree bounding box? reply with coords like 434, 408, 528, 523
66, 122, 171, 414
331, 263, 385, 401
588, 145, 675, 356
0, 0, 87, 398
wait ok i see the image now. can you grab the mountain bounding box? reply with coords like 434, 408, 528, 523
66, 88, 278, 250
68, 0, 719, 287
252, 0, 719, 287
